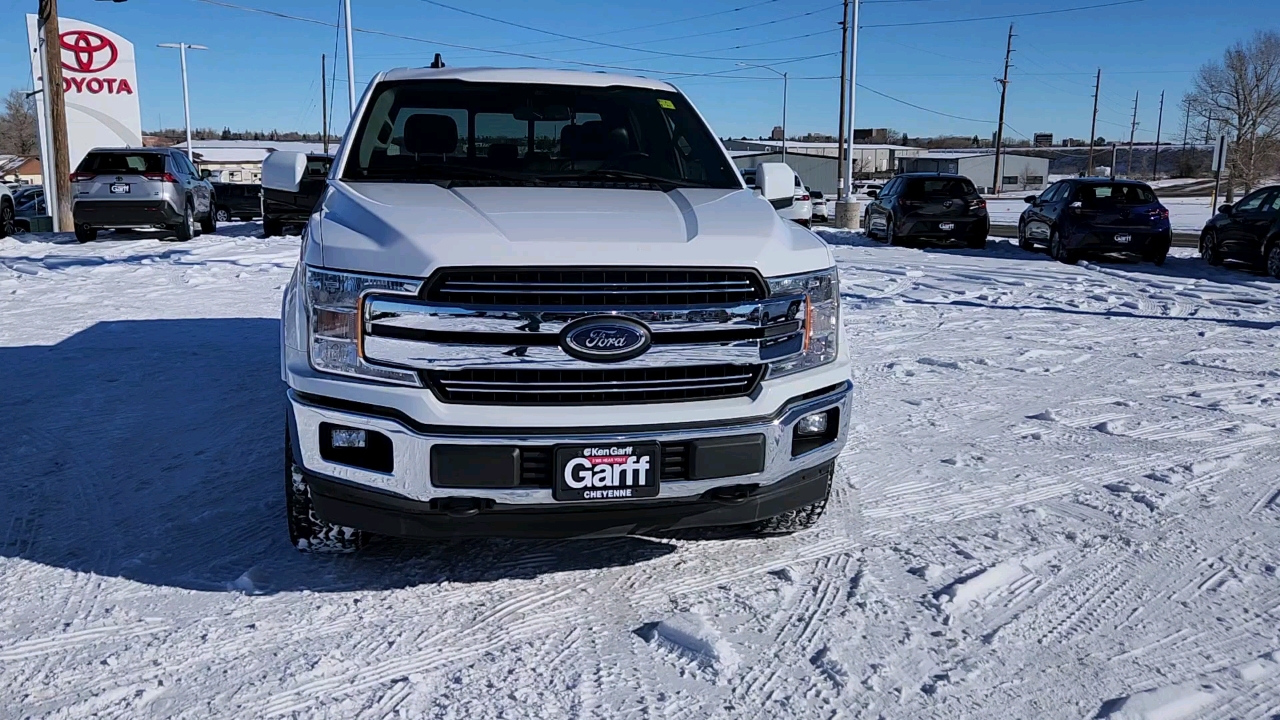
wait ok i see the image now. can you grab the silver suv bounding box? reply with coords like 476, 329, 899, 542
71, 148, 216, 243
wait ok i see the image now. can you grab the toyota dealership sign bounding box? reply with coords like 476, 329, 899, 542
26, 15, 143, 174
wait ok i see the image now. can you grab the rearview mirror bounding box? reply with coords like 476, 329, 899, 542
1024, 195, 1037, 204
754, 163, 795, 209
262, 151, 307, 193
1218, 203, 1233, 215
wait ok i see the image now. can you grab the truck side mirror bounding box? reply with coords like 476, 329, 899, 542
754, 162, 795, 209
262, 151, 308, 193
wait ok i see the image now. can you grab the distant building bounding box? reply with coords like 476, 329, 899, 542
0, 156, 42, 185
171, 139, 336, 184
896, 150, 1049, 193
852, 128, 890, 144
770, 126, 785, 141
1033, 133, 1054, 148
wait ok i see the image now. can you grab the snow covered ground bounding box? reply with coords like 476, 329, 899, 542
2, 224, 1279, 719
986, 195, 1216, 233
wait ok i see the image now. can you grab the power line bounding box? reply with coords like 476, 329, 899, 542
857, 83, 994, 123
861, 0, 1146, 28
412, 0, 837, 63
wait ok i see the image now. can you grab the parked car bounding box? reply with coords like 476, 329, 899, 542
11, 185, 42, 208
1018, 178, 1171, 265
854, 181, 883, 197
14, 190, 46, 233
863, 173, 988, 248
267, 66, 850, 552
0, 183, 13, 239
1199, 185, 1280, 277
810, 188, 828, 222
262, 154, 331, 236
211, 182, 262, 222
71, 148, 216, 243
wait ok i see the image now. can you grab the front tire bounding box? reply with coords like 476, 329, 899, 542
1017, 222, 1035, 251
200, 207, 217, 234
750, 461, 832, 535
75, 224, 98, 243
1201, 230, 1224, 266
886, 216, 904, 246
285, 428, 365, 554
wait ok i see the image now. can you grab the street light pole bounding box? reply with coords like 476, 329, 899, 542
344, 0, 356, 115
737, 62, 788, 164
158, 43, 208, 161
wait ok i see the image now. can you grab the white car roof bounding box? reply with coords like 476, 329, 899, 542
379, 66, 677, 92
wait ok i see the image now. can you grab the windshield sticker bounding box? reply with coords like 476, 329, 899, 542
657, 99, 676, 110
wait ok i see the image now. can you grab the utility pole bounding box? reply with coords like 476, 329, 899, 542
1125, 90, 1139, 178
1110, 144, 1117, 179
38, 0, 72, 232
158, 43, 209, 161
836, 0, 850, 202
991, 23, 1014, 195
836, 0, 860, 229
1152, 90, 1164, 180
344, 0, 356, 115
321, 54, 329, 154
1085, 68, 1100, 176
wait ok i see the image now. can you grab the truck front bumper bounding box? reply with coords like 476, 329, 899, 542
287, 380, 852, 539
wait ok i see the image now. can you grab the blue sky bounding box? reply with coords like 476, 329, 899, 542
0, 0, 1266, 144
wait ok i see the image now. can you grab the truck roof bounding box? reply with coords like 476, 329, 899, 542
379, 66, 678, 92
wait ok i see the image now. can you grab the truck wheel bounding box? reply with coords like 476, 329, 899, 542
215, 208, 230, 223
200, 207, 217, 234
75, 224, 98, 243
285, 430, 365, 554
174, 205, 195, 242
751, 463, 833, 535
263, 217, 282, 238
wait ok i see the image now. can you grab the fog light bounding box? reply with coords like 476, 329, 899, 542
796, 412, 829, 436
330, 427, 367, 448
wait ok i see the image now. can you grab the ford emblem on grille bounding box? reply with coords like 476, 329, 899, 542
560, 316, 652, 363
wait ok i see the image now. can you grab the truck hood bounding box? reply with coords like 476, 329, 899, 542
312, 181, 833, 278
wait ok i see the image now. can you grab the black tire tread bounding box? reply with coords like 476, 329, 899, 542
285, 430, 365, 554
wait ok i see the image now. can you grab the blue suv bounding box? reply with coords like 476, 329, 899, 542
1018, 178, 1172, 265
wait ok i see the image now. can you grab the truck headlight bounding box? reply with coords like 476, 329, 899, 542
766, 268, 840, 378
305, 267, 423, 385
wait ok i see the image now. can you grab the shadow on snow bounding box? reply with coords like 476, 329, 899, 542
0, 318, 675, 594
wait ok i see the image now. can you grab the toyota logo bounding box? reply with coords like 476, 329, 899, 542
60, 31, 118, 74
559, 317, 651, 363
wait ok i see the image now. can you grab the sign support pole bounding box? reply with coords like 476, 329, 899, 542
38, 0, 73, 233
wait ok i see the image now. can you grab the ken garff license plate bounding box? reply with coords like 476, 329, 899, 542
1115, 233, 1131, 243
109, 183, 131, 194
554, 444, 659, 501
939, 222, 955, 231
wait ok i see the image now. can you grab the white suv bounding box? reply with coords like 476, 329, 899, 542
267, 67, 851, 551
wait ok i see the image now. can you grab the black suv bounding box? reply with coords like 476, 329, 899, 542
1200, 185, 1280, 277
1018, 178, 1172, 265
211, 182, 262, 222
262, 154, 331, 236
864, 173, 988, 248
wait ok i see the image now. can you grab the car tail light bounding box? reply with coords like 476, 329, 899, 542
70, 172, 95, 182
1150, 207, 1169, 220
800, 194, 810, 202
143, 172, 179, 183
969, 198, 986, 209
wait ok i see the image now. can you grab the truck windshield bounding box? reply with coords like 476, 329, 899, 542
342, 80, 742, 190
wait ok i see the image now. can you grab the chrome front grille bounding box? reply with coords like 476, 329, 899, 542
427, 365, 764, 406
425, 268, 766, 308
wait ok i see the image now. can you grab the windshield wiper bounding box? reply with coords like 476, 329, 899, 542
541, 169, 716, 190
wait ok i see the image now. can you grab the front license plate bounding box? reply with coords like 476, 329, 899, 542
554, 443, 660, 502
939, 222, 955, 231
110, 183, 131, 194
1115, 233, 1131, 243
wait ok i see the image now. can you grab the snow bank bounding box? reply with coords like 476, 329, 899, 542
1097, 682, 1217, 720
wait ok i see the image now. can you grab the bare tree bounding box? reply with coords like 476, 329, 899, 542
1184, 31, 1280, 197
0, 89, 39, 156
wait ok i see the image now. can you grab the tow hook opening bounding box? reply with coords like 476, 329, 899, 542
704, 484, 760, 505
429, 497, 495, 517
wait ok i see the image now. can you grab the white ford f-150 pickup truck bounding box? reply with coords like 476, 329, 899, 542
268, 67, 851, 552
